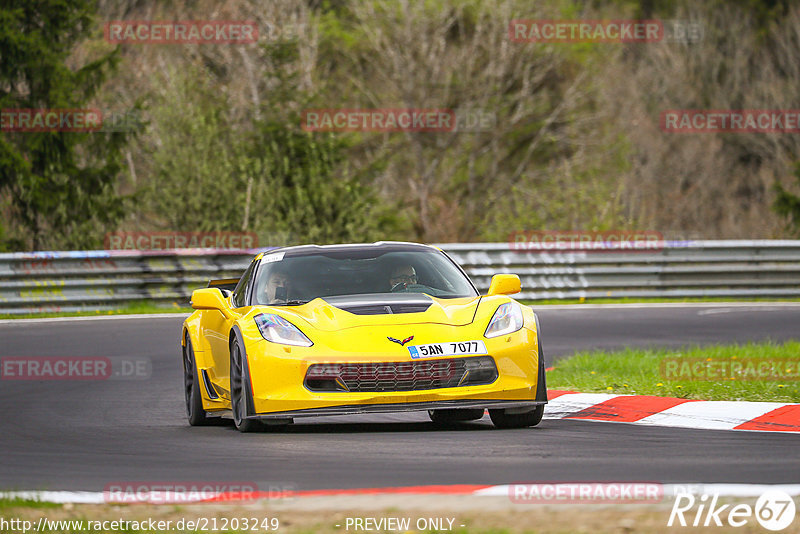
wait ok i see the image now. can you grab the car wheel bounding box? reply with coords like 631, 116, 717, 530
428, 408, 485, 424
489, 404, 544, 429
183, 334, 209, 426
230, 339, 263, 433
490, 316, 549, 429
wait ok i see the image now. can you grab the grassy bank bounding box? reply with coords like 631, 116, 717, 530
0, 496, 760, 534
547, 341, 800, 402
3, 297, 798, 320
0, 301, 192, 320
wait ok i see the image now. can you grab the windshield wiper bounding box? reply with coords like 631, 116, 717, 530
279, 299, 309, 306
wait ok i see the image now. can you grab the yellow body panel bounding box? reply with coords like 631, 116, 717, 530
183, 294, 542, 416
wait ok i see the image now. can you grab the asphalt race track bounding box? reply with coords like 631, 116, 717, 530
1, 304, 799, 492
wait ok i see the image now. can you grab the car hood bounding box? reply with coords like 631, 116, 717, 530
262, 294, 482, 332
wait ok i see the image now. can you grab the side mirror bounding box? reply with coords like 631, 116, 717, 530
191, 288, 233, 318
487, 274, 521, 296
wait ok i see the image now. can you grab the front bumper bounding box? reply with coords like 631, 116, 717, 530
241, 322, 542, 416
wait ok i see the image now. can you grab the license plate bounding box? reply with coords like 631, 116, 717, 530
407, 340, 487, 359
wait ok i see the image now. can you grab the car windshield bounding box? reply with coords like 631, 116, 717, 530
253, 247, 478, 305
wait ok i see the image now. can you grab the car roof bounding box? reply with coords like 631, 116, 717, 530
257, 241, 439, 260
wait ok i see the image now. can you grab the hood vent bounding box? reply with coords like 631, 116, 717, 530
322, 294, 433, 315
343, 303, 431, 315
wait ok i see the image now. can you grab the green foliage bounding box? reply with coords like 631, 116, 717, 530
247, 33, 409, 244
249, 122, 408, 244
0, 0, 130, 250
774, 164, 800, 237
142, 68, 252, 233
317, 8, 363, 52
140, 36, 406, 247
597, 0, 792, 22
3, 0, 799, 251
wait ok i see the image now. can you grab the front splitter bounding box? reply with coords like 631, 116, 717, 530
247, 399, 545, 419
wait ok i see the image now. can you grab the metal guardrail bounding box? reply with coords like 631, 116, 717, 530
1, 241, 799, 315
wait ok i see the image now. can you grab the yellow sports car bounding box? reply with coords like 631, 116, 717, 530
181, 242, 547, 432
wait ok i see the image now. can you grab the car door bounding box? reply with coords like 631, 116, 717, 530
205, 258, 257, 398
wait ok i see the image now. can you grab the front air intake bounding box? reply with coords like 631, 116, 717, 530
304, 355, 498, 393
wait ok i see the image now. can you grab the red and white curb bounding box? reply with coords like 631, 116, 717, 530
544, 390, 800, 433
4, 484, 800, 504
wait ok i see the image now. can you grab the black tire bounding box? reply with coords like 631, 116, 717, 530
230, 338, 264, 433
428, 408, 485, 424
489, 404, 544, 429
534, 313, 548, 404
183, 334, 209, 426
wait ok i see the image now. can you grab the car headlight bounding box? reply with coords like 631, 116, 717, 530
254, 313, 313, 347
484, 302, 524, 338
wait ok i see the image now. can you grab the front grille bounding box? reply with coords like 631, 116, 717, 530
304, 356, 498, 393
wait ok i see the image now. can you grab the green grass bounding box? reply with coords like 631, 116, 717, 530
0, 496, 62, 510
524, 296, 800, 305
0, 300, 192, 320
547, 341, 800, 402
